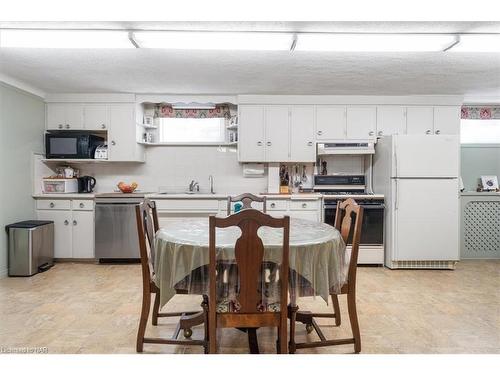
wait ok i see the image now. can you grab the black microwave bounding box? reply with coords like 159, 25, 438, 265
45, 132, 105, 159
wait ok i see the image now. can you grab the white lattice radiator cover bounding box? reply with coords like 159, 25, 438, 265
463, 201, 500, 258
390, 260, 458, 270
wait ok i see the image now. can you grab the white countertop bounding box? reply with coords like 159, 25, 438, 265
33, 193, 95, 199
461, 191, 500, 197
33, 192, 381, 200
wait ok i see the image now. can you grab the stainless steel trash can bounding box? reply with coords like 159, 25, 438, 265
6, 220, 54, 276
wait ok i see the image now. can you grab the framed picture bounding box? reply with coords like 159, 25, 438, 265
480, 175, 499, 191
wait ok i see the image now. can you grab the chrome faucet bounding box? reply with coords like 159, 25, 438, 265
209, 175, 215, 194
188, 180, 200, 192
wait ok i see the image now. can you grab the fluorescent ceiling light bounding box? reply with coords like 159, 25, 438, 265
295, 33, 457, 52
448, 35, 500, 52
133, 31, 293, 50
0, 29, 133, 48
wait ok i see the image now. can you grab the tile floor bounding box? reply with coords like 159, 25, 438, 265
0, 260, 498, 354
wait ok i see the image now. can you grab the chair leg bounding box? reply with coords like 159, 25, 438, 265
202, 295, 210, 354
288, 304, 298, 354
331, 294, 341, 326
136, 290, 152, 353
152, 290, 160, 326
347, 292, 361, 353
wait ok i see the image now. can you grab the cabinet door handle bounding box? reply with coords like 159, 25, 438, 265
317, 130, 323, 136
369, 131, 374, 136
257, 141, 263, 146
58, 124, 63, 129
64, 220, 69, 225
65, 124, 70, 129
111, 140, 116, 146
266, 141, 272, 146
79, 203, 84, 208
101, 124, 106, 129
73, 220, 77, 226
49, 202, 55, 208
426, 130, 432, 135
307, 141, 313, 146
302, 203, 307, 208
435, 129, 441, 135
378, 131, 383, 136
270, 203, 276, 208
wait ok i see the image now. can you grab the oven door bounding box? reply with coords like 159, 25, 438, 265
324, 202, 384, 245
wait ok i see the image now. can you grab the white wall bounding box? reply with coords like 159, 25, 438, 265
0, 83, 45, 277
76, 146, 268, 194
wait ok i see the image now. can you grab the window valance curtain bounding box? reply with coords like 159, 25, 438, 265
154, 104, 231, 119
461, 106, 500, 120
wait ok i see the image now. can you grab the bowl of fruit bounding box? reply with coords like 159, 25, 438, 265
117, 181, 138, 193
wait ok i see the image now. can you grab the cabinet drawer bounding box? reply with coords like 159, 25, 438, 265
72, 200, 94, 211
289, 200, 320, 211
267, 200, 288, 211
154, 199, 219, 211
36, 199, 71, 210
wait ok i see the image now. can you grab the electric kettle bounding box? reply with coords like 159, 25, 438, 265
77, 176, 96, 193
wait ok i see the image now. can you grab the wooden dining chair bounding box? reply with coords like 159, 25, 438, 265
288, 198, 364, 353
227, 193, 267, 215
135, 199, 208, 353
207, 209, 290, 354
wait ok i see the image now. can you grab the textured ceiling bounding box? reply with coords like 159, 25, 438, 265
0, 22, 499, 96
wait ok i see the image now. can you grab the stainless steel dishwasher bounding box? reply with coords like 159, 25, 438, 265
95, 195, 143, 261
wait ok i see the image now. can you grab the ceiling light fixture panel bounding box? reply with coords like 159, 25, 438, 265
132, 31, 294, 51
295, 33, 458, 52
448, 34, 500, 52
0, 29, 133, 48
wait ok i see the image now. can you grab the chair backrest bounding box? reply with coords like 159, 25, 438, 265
209, 209, 290, 314
135, 199, 160, 284
227, 193, 267, 215
333, 198, 364, 287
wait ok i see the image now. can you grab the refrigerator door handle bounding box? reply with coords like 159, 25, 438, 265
395, 179, 398, 210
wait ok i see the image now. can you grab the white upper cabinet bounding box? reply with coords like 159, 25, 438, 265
290, 106, 315, 162
84, 105, 108, 130
433, 106, 460, 135
65, 104, 84, 129
238, 105, 265, 162
406, 106, 434, 135
46, 104, 66, 130
47, 103, 84, 130
315, 105, 346, 140
376, 106, 406, 137
108, 104, 142, 161
346, 106, 376, 140
265, 106, 290, 162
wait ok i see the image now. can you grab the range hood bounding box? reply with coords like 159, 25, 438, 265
317, 142, 375, 155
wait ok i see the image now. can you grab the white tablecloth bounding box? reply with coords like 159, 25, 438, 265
154, 217, 347, 308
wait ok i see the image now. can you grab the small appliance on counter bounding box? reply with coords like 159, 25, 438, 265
94, 142, 108, 159
42, 178, 78, 193
77, 176, 97, 193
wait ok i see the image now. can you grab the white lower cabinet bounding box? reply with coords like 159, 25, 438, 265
36, 199, 95, 259
37, 209, 73, 258
71, 210, 95, 258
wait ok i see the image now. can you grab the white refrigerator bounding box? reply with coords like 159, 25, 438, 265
373, 135, 460, 269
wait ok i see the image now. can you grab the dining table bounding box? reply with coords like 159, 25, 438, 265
152, 216, 347, 352
154, 216, 347, 304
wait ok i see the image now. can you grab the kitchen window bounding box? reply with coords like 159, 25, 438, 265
460, 119, 500, 144
157, 117, 226, 144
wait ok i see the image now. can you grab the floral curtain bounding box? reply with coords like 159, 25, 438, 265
461, 106, 500, 120
154, 104, 231, 119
